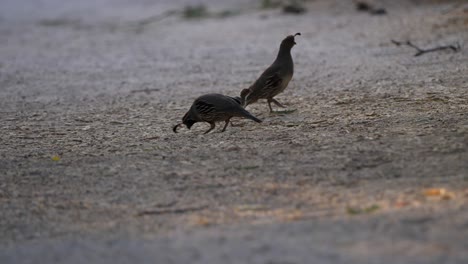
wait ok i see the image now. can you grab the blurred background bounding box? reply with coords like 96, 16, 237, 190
1, 0, 466, 109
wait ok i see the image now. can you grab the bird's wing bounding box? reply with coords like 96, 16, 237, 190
194, 99, 216, 115
195, 94, 236, 113
228, 96, 242, 105
197, 94, 259, 120
263, 72, 283, 90
249, 71, 282, 101
251, 63, 283, 92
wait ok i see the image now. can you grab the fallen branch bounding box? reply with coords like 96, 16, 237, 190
136, 205, 208, 216
391, 40, 461, 57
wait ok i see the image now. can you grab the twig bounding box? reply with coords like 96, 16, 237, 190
151, 201, 178, 208
142, 136, 159, 141
109, 120, 127, 125
17, 136, 43, 139
136, 10, 178, 27
136, 205, 208, 216
309, 119, 328, 124
130, 10, 179, 33
130, 88, 160, 94
391, 40, 461, 57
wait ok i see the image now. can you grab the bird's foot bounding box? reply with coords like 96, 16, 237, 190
271, 99, 286, 108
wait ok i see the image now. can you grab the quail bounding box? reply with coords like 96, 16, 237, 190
241, 33, 300, 112
173, 93, 262, 134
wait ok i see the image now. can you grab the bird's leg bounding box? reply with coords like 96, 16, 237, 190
221, 118, 231, 132
271, 98, 286, 108
267, 99, 274, 113
204, 122, 216, 134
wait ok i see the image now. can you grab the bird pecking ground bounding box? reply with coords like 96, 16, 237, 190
1, 0, 468, 263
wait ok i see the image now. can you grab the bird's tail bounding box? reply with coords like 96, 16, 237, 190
241, 109, 262, 123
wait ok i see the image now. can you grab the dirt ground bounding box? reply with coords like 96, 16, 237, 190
1, 0, 468, 263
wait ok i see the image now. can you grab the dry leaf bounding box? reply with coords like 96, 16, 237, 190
347, 204, 380, 215
51, 155, 61, 161
277, 210, 303, 221
423, 188, 446, 196
188, 215, 213, 227
394, 201, 410, 208
441, 192, 455, 200
423, 188, 455, 200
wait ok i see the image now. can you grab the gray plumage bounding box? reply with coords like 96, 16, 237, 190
173, 93, 262, 134
241, 33, 300, 112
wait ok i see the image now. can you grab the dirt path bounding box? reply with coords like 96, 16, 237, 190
1, 0, 468, 263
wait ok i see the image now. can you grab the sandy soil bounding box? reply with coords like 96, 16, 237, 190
1, 0, 468, 263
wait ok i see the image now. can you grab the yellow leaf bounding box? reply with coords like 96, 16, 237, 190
51, 155, 61, 161
423, 188, 455, 200
423, 188, 446, 196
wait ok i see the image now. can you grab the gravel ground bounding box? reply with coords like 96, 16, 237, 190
1, 0, 468, 263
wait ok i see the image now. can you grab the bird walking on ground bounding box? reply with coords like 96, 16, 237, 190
241, 33, 300, 112
173, 93, 262, 134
